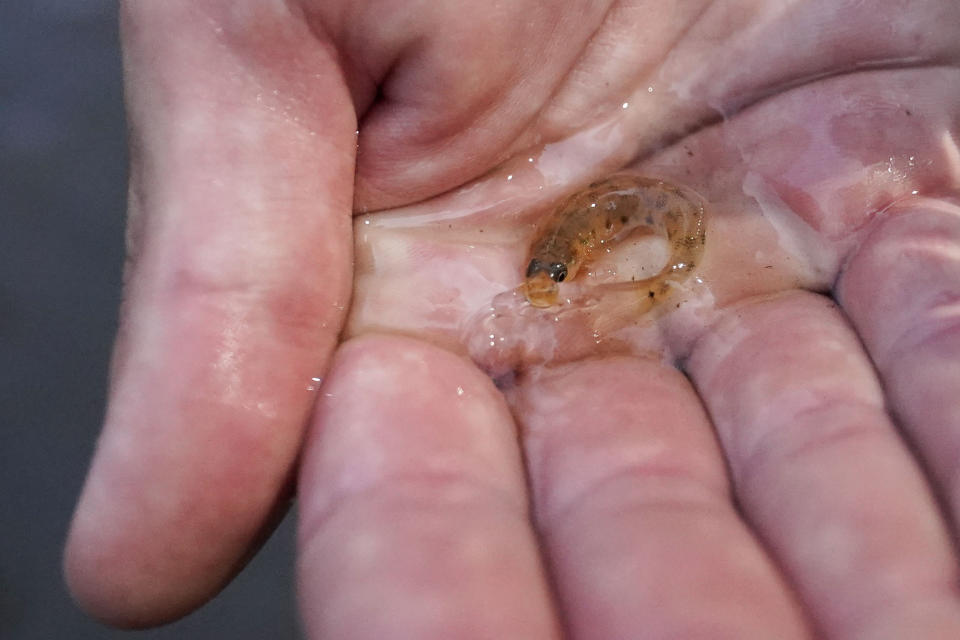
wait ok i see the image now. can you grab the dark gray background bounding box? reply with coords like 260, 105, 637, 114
1, 2, 302, 638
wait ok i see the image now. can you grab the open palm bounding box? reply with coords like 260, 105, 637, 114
67, 1, 960, 638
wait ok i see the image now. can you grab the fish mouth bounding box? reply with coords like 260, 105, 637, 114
523, 272, 559, 308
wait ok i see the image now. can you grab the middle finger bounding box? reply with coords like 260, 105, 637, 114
510, 355, 811, 639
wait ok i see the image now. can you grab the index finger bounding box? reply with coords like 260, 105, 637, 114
64, 1, 355, 627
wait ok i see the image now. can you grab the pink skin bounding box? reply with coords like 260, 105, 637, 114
64, 1, 960, 638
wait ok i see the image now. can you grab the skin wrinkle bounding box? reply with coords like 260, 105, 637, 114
535, 462, 731, 532
686, 294, 853, 459
327, 0, 619, 210
739, 401, 890, 469
518, 0, 622, 134
555, 11, 958, 187
541, 63, 958, 218
299, 471, 529, 552
517, 364, 729, 527
837, 199, 960, 366
534, 0, 716, 138
893, 314, 960, 372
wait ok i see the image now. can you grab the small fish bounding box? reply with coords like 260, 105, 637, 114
523, 174, 706, 310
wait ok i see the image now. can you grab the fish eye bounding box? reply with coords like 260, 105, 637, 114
549, 262, 568, 282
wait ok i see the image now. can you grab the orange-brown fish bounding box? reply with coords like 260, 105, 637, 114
524, 174, 706, 310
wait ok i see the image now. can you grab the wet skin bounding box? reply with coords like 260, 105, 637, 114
67, 2, 960, 639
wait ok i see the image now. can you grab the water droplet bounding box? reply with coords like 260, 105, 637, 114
528, 157, 535, 163
456, 386, 464, 396
507, 174, 514, 181
364, 219, 370, 225
647, 86, 654, 93
911, 189, 919, 195
621, 102, 630, 109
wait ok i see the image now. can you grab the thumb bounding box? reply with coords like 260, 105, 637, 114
65, 1, 355, 627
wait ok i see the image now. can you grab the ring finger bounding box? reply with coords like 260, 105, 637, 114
686, 291, 960, 639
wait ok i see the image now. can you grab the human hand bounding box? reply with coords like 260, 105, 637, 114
66, 1, 960, 638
